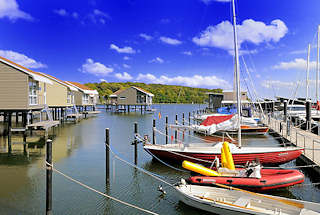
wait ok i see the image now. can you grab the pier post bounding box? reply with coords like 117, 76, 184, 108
165, 116, 168, 144
175, 114, 178, 140
23, 112, 27, 154
7, 112, 12, 153
105, 128, 110, 183
15, 112, 19, 123
134, 122, 138, 165
46, 139, 53, 215
140, 105, 143, 114
152, 119, 156, 145
182, 113, 185, 125
283, 101, 287, 122
188, 112, 191, 135
306, 101, 311, 131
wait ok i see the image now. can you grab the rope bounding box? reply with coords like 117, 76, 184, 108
107, 143, 174, 188
45, 161, 159, 215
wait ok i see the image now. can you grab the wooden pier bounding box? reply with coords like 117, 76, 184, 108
259, 113, 320, 174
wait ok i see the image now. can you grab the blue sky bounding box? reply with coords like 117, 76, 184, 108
1, 0, 320, 99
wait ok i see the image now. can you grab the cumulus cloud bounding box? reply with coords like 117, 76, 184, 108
261, 80, 295, 90
273, 58, 316, 70
100, 79, 107, 82
139, 33, 153, 41
0, 50, 46, 68
160, 36, 182, 45
115, 72, 132, 80
110, 44, 136, 54
123, 64, 130, 69
136, 73, 230, 88
0, 0, 33, 21
193, 19, 288, 54
149, 57, 164, 64
182, 51, 192, 56
53, 9, 68, 16
123, 56, 131, 60
79, 58, 113, 76
87, 9, 111, 24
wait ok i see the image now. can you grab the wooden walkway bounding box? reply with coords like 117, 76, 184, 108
260, 114, 320, 169
27, 121, 60, 130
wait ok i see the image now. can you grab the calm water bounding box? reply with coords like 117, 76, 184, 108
0, 104, 319, 215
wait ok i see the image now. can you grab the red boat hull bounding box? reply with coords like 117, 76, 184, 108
145, 148, 303, 165
187, 169, 305, 192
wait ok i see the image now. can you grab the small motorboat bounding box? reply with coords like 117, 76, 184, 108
175, 181, 320, 215
186, 168, 304, 192
183, 143, 304, 192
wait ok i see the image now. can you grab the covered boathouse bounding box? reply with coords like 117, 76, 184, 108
107, 86, 154, 112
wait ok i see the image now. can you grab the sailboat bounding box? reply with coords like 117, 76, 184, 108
143, 0, 303, 166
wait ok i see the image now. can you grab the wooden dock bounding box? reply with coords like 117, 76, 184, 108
27, 120, 60, 130
259, 113, 320, 173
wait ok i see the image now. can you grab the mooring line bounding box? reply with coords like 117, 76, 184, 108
45, 161, 159, 215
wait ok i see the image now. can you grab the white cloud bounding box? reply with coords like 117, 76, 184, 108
123, 64, 130, 69
289, 49, 307, 55
160, 18, 170, 24
139, 33, 153, 41
72, 12, 78, 19
193, 19, 288, 54
115, 72, 133, 80
53, 9, 68, 16
100, 79, 107, 82
79, 58, 113, 76
261, 80, 295, 90
182, 51, 192, 56
123, 56, 131, 60
273, 58, 316, 70
87, 9, 110, 24
160, 36, 182, 45
0, 50, 46, 68
0, 0, 33, 21
110, 44, 136, 54
136, 73, 230, 88
149, 57, 164, 64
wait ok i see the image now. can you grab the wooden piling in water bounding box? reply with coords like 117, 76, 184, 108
105, 128, 110, 183
7, 112, 12, 153
46, 139, 53, 215
306, 101, 311, 131
165, 116, 168, 144
175, 114, 178, 140
152, 119, 156, 145
188, 112, 191, 135
134, 122, 138, 165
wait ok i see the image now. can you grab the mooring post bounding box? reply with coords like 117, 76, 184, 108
165, 116, 168, 144
175, 114, 178, 140
283, 100, 287, 122
152, 119, 156, 145
7, 112, 12, 153
46, 139, 53, 215
134, 122, 138, 165
306, 101, 311, 131
188, 112, 191, 135
23, 112, 27, 154
105, 128, 110, 183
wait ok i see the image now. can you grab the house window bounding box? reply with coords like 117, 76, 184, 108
29, 79, 38, 105
67, 91, 72, 104
136, 91, 146, 104
82, 94, 89, 104
119, 96, 126, 100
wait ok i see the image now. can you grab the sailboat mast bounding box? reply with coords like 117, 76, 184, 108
306, 43, 311, 100
232, 0, 241, 147
317, 25, 320, 101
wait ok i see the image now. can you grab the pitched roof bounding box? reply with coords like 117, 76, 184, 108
39, 73, 78, 91
109, 88, 126, 97
66, 81, 94, 90
0, 56, 52, 84
132, 86, 154, 96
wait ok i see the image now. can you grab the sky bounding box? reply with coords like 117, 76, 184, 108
1, 0, 320, 100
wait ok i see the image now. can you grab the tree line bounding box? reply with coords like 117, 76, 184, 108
85, 82, 222, 104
